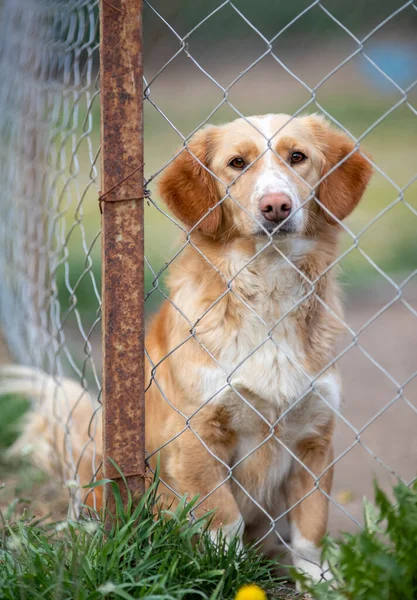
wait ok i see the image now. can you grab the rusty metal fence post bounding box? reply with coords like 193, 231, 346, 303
100, 0, 145, 514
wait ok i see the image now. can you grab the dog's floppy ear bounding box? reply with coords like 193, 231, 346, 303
158, 127, 221, 236
307, 116, 373, 223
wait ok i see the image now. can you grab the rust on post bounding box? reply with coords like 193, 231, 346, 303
100, 0, 145, 515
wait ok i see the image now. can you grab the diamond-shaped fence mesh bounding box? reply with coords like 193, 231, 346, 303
0, 0, 416, 583
0, 0, 102, 512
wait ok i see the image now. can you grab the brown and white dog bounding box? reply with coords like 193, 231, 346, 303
2, 113, 372, 584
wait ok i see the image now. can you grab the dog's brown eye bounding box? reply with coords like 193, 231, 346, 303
291, 151, 307, 165
229, 157, 246, 169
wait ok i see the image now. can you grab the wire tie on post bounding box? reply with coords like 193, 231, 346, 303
98, 163, 150, 213
103, 0, 122, 14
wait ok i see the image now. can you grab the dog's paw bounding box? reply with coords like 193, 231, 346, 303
294, 558, 333, 595
208, 516, 244, 551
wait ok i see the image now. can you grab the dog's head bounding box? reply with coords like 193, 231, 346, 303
158, 114, 373, 239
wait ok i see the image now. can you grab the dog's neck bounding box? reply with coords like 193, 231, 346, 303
166, 227, 342, 335
170, 228, 340, 289
164, 227, 344, 380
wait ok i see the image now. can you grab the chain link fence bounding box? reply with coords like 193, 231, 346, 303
0, 0, 416, 583
0, 0, 102, 512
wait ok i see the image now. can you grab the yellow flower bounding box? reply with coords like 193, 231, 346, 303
235, 584, 267, 600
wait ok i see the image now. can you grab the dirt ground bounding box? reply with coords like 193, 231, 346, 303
329, 283, 417, 534
0, 284, 416, 537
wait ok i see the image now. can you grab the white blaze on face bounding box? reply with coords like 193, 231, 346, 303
248, 115, 305, 232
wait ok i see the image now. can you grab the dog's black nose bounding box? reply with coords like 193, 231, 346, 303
260, 193, 292, 222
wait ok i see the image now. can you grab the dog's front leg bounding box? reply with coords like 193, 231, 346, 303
169, 427, 244, 548
284, 418, 334, 588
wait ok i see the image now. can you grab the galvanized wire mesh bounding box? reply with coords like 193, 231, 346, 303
0, 0, 416, 584
142, 0, 417, 580
0, 0, 102, 513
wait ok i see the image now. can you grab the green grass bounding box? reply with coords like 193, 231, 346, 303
0, 395, 291, 600
296, 480, 417, 600
2, 389, 417, 600
0, 477, 287, 600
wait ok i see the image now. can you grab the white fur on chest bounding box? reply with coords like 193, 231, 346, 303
198, 245, 311, 406
173, 242, 341, 418
193, 244, 341, 449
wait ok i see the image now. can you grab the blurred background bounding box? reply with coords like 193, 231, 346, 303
0, 0, 416, 531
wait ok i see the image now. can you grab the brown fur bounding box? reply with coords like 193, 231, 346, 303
9, 113, 372, 581
159, 128, 222, 236
285, 418, 335, 544
305, 117, 373, 223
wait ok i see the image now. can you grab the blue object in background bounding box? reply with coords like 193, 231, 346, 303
360, 42, 416, 92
